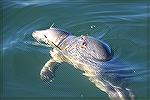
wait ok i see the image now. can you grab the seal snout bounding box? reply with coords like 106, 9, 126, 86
32, 31, 39, 41
32, 31, 38, 38
32, 31, 45, 42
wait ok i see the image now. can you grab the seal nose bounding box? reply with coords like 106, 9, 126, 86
32, 31, 38, 40
32, 31, 36, 38
32, 31, 42, 41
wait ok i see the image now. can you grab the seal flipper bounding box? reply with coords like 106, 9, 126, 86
40, 59, 58, 82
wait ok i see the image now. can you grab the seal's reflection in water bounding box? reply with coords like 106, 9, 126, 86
32, 27, 135, 100
96, 61, 135, 100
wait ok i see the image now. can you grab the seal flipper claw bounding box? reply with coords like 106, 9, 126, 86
40, 59, 57, 82
40, 68, 54, 81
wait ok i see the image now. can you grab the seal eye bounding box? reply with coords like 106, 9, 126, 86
82, 42, 87, 46
44, 35, 47, 38
81, 42, 87, 48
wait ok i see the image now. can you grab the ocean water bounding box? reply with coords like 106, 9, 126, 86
0, 0, 150, 100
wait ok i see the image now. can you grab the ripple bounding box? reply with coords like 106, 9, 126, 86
3, 0, 63, 8
66, 21, 111, 38
1, 17, 45, 51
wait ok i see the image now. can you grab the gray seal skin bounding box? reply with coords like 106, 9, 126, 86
32, 27, 134, 100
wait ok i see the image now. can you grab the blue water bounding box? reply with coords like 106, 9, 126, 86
1, 0, 150, 100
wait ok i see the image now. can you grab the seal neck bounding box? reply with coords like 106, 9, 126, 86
58, 36, 77, 50
48, 28, 71, 50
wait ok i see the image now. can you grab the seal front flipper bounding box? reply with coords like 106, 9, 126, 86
40, 59, 58, 82
40, 49, 65, 82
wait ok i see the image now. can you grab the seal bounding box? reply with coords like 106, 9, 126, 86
32, 27, 134, 100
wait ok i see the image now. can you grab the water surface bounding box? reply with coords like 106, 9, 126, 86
1, 0, 150, 100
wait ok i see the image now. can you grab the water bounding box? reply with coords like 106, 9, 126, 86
1, 0, 150, 100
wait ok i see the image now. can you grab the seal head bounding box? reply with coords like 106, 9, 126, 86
32, 28, 70, 46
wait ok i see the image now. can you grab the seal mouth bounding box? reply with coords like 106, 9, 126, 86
32, 31, 40, 42
32, 31, 45, 43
